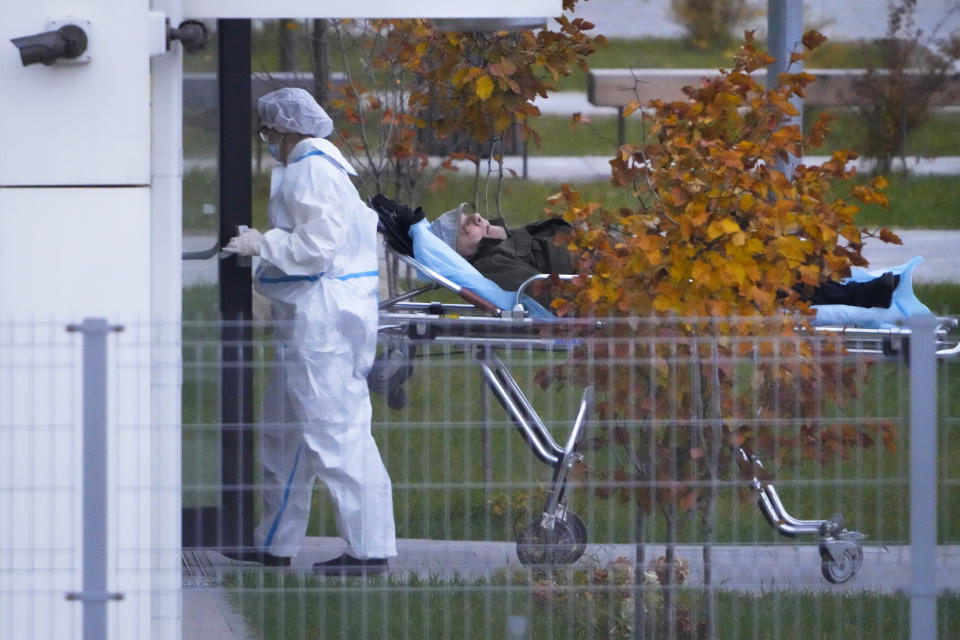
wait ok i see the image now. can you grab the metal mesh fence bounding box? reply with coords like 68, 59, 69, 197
181, 315, 957, 640
2, 316, 958, 639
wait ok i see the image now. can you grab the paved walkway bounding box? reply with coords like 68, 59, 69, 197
571, 0, 960, 41
183, 538, 960, 639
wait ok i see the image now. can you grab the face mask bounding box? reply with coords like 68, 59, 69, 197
267, 143, 281, 161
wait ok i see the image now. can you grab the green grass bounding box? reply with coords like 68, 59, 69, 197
528, 114, 646, 156
916, 282, 960, 316
181, 285, 223, 506
523, 109, 960, 158
845, 174, 960, 229
806, 109, 960, 158
225, 570, 960, 640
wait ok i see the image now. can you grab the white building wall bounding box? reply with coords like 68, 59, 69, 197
0, 1, 169, 639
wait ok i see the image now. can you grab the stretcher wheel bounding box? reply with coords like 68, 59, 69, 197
367, 345, 414, 396
515, 510, 587, 567
819, 542, 863, 584
387, 386, 408, 410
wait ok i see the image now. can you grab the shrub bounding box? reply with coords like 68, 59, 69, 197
669, 0, 755, 49
548, 31, 898, 638
851, 0, 960, 173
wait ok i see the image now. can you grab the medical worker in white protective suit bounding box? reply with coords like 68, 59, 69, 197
223, 87, 396, 575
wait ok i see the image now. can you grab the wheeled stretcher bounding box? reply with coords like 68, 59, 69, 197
370, 213, 959, 582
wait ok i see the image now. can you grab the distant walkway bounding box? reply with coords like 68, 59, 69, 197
442, 152, 960, 182
570, 0, 960, 41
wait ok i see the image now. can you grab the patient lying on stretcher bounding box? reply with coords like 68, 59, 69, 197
373, 194, 901, 312
445, 205, 908, 310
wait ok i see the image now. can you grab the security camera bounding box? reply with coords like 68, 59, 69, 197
11, 24, 88, 67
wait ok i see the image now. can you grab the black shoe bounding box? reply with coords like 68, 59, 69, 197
312, 553, 388, 576
221, 550, 292, 567
870, 271, 898, 308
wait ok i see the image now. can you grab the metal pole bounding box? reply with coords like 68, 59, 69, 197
481, 382, 492, 486
767, 0, 804, 176
908, 312, 938, 640
217, 18, 256, 554
66, 319, 124, 640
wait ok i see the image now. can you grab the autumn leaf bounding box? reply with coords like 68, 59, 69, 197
489, 59, 517, 76
801, 30, 827, 50
494, 111, 513, 132
768, 92, 799, 117
622, 99, 642, 118
475, 75, 494, 101
879, 228, 902, 245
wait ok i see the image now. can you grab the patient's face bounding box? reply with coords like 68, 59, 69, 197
456, 212, 506, 258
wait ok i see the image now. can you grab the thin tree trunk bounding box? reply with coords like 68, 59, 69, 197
635, 510, 647, 640
702, 346, 723, 640
310, 19, 331, 105
702, 518, 715, 640
664, 508, 677, 640
278, 19, 298, 72
473, 142, 481, 210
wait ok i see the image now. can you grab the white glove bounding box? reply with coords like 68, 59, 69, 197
223, 229, 264, 256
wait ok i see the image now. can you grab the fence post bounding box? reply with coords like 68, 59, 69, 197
908, 312, 938, 640
65, 318, 124, 640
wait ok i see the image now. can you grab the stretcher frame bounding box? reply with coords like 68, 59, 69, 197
373, 244, 959, 581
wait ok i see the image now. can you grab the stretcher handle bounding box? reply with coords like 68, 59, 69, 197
514, 273, 579, 307
392, 252, 502, 314
459, 288, 500, 314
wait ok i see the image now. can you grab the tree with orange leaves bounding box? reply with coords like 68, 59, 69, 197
325, 4, 603, 214
544, 32, 900, 638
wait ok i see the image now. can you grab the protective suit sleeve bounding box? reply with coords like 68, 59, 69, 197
258, 158, 351, 275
